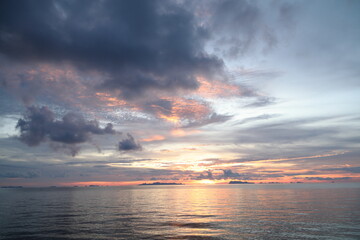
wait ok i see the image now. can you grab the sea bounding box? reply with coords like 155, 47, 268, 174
1, 183, 360, 240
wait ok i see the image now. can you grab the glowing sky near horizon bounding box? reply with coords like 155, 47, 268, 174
0, 0, 360, 186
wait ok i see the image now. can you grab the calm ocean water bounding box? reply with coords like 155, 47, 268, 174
1, 183, 360, 240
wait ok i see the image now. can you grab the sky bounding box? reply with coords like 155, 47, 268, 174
0, 0, 359, 187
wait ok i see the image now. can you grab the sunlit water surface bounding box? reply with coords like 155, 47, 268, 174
1, 183, 360, 240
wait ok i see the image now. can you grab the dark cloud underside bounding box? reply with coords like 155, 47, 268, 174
0, 0, 224, 100
118, 133, 142, 151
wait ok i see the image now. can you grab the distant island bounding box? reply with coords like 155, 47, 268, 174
229, 181, 254, 184
139, 182, 184, 186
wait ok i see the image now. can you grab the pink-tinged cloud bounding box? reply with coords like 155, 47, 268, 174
196, 76, 243, 98
141, 135, 166, 142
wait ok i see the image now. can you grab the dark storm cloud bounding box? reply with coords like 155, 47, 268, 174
0, 0, 274, 127
16, 106, 117, 155
118, 133, 142, 151
0, 0, 224, 100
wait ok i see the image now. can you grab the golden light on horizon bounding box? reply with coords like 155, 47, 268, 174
198, 179, 216, 184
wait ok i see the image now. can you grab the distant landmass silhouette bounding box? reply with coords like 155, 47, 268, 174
139, 182, 183, 185
229, 181, 254, 184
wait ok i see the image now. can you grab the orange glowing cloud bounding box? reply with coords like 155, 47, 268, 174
158, 113, 181, 124
16, 63, 135, 111
141, 135, 166, 142
196, 76, 241, 98
182, 148, 197, 151
4, 62, 108, 109
95, 92, 127, 107
171, 128, 201, 137
152, 97, 211, 124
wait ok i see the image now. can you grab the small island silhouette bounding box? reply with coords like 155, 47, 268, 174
229, 181, 254, 184
139, 182, 184, 186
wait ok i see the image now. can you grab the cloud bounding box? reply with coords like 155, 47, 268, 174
150, 177, 180, 181
141, 135, 165, 142
49, 142, 82, 157
196, 171, 214, 180
235, 114, 279, 125
235, 118, 337, 144
221, 169, 241, 179
244, 96, 276, 108
0, 0, 224, 101
142, 97, 214, 124
183, 113, 232, 128
210, 0, 261, 56
322, 167, 360, 173
118, 133, 142, 151
195, 169, 243, 180
228, 68, 282, 82
305, 177, 352, 181
0, 155, 189, 182
64, 158, 152, 166
0, 0, 276, 128
191, 0, 297, 58
0, 0, 267, 126
193, 168, 291, 181
16, 106, 117, 155
0, 171, 39, 179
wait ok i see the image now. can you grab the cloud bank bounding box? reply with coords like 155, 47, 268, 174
0, 0, 276, 127
0, 0, 224, 100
